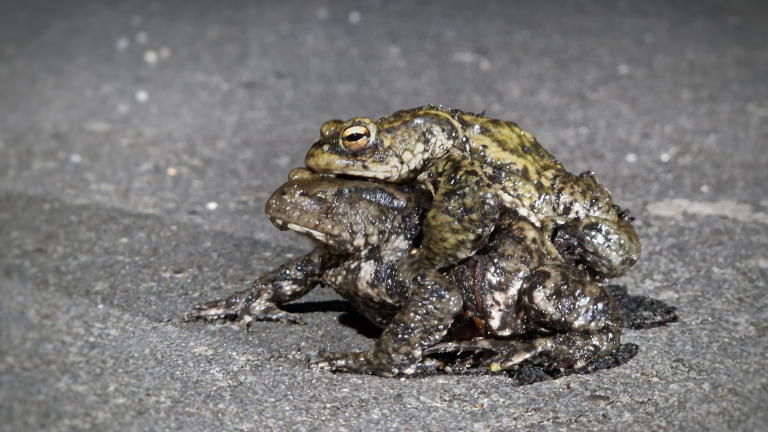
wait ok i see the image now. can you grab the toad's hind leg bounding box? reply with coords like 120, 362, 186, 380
493, 263, 622, 370
312, 252, 463, 376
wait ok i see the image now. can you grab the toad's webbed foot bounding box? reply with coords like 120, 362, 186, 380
423, 339, 518, 357
485, 331, 618, 371
424, 332, 620, 371
188, 288, 250, 321
425, 334, 619, 371
423, 339, 516, 370
187, 250, 327, 328
187, 287, 305, 329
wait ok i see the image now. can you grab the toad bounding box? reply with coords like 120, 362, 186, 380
304, 106, 640, 274
189, 169, 623, 376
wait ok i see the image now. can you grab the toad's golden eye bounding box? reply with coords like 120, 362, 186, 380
341, 125, 371, 150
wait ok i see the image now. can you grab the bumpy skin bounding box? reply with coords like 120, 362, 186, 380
305, 106, 640, 271
192, 169, 462, 376
190, 170, 624, 375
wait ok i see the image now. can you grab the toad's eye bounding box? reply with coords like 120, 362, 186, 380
341, 125, 371, 150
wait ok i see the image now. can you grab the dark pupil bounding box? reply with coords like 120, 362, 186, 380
345, 132, 367, 142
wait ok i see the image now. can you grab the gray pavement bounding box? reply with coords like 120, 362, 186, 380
1, 0, 766, 430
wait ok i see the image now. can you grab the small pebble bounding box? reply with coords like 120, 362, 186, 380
84, 120, 111, 133
700, 185, 709, 193
206, 202, 218, 211
135, 31, 148, 44
166, 167, 178, 176
660, 151, 673, 162
746, 102, 768, 117
193, 346, 214, 355
586, 394, 611, 404
348, 11, 361, 24
135, 90, 149, 103
159, 47, 171, 59
115, 37, 130, 51
143, 50, 158, 64
69, 153, 82, 164
273, 154, 290, 167
625, 153, 638, 163
316, 7, 329, 20
617, 64, 631, 75
478, 58, 491, 71
453, 52, 476, 63
116, 103, 130, 114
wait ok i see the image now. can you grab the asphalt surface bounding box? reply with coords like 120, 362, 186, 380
1, 0, 766, 431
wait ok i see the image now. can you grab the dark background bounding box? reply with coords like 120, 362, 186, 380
1, 1, 766, 430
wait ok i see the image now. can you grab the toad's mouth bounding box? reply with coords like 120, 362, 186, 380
270, 218, 348, 245
285, 222, 328, 242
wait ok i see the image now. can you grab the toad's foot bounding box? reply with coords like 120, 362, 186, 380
422, 340, 514, 370
423, 339, 518, 356
485, 332, 617, 371
424, 333, 615, 371
311, 351, 445, 376
187, 288, 304, 328
188, 250, 326, 327
187, 289, 249, 321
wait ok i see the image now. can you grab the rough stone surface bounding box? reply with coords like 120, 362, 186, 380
1, 1, 766, 431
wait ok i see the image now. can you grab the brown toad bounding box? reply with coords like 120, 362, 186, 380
190, 169, 623, 376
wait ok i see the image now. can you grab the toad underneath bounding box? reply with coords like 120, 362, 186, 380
190, 169, 627, 377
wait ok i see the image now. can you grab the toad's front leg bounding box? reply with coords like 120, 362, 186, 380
313, 254, 463, 376
187, 249, 329, 328
419, 153, 503, 269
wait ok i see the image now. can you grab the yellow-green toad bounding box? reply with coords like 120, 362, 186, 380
305, 106, 640, 274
